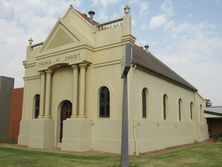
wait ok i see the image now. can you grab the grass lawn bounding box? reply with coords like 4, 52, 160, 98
0, 142, 222, 167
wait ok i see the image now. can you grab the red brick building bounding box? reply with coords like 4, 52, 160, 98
205, 106, 222, 137
8, 88, 23, 140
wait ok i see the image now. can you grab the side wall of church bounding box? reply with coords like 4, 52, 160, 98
128, 68, 208, 154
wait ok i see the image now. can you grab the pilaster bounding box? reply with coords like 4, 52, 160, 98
44, 69, 52, 118
39, 71, 45, 118
71, 64, 79, 118
78, 63, 88, 118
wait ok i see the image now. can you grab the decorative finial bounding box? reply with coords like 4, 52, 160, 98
88, 10, 95, 23
28, 38, 33, 46
70, 4, 73, 8
124, 5, 130, 15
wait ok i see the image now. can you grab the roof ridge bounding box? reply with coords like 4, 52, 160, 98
132, 44, 197, 91
70, 5, 100, 25
134, 45, 191, 82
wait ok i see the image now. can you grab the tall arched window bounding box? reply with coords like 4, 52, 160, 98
34, 94, 40, 119
178, 98, 182, 121
142, 88, 147, 118
99, 86, 110, 118
142, 88, 148, 118
200, 104, 202, 122
60, 100, 72, 142
190, 102, 193, 120
61, 100, 72, 119
163, 94, 168, 120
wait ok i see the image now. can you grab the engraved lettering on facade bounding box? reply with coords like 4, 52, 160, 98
65, 53, 80, 61
38, 60, 52, 67
38, 53, 80, 68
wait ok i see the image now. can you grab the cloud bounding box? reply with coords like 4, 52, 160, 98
147, 0, 174, 30
0, 18, 26, 86
161, 0, 174, 16
149, 14, 167, 29
138, 1, 149, 17
136, 0, 222, 105
149, 18, 222, 104
0, 0, 221, 105
0, 0, 83, 87
91, 0, 119, 7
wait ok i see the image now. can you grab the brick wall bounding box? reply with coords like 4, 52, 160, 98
207, 118, 222, 137
8, 88, 23, 140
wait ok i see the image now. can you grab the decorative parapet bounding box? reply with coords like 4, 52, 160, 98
31, 42, 44, 51
97, 18, 123, 31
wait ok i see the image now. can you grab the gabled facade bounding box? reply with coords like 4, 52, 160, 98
18, 6, 208, 155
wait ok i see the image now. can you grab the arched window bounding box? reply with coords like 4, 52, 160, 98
142, 88, 148, 118
200, 104, 202, 122
178, 98, 182, 121
61, 100, 72, 119
60, 100, 72, 142
190, 102, 193, 120
99, 86, 110, 118
34, 94, 40, 119
163, 94, 168, 120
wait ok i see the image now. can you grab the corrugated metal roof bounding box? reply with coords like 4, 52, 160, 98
205, 106, 222, 115
132, 45, 197, 92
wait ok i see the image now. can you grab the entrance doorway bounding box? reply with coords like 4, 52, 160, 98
60, 100, 72, 142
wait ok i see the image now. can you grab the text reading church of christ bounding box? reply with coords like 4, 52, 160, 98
18, 5, 208, 155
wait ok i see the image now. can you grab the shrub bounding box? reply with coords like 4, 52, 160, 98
0, 138, 17, 144
212, 132, 222, 142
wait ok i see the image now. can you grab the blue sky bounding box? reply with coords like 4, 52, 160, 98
0, 0, 222, 105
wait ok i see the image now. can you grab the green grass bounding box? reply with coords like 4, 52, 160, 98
0, 143, 222, 167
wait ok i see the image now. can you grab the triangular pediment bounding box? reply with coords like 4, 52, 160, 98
46, 26, 78, 49
41, 20, 81, 51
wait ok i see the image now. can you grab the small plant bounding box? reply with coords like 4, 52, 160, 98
212, 132, 222, 142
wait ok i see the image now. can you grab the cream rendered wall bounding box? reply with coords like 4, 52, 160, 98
128, 68, 208, 154
18, 6, 208, 154
51, 66, 73, 119
62, 8, 94, 43
82, 44, 123, 153
130, 69, 194, 122
94, 47, 123, 64
90, 63, 123, 153
18, 77, 40, 145
95, 27, 122, 47
18, 6, 130, 152
51, 66, 73, 146
22, 79, 41, 120
194, 93, 208, 141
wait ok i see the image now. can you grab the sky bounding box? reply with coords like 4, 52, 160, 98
0, 0, 221, 105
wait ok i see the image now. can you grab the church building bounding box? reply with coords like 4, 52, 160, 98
18, 5, 208, 155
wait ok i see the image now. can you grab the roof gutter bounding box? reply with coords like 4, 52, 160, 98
204, 110, 222, 116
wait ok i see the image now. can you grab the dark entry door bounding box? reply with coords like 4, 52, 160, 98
60, 100, 72, 142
